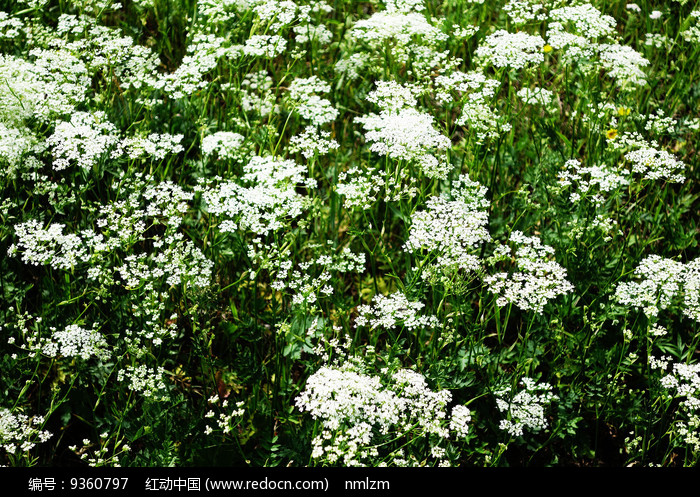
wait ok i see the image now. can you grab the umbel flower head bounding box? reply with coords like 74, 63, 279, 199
296, 357, 470, 466
475, 30, 545, 70
615, 255, 700, 322
495, 377, 558, 438
484, 231, 574, 314
404, 174, 491, 278
356, 107, 452, 178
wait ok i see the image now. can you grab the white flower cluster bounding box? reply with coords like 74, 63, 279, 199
645, 33, 671, 48
9, 220, 94, 271
204, 397, 245, 436
200, 155, 315, 235
336, 166, 419, 209
48, 113, 184, 169
10, 178, 211, 354
404, 174, 490, 278
449, 404, 472, 440
548, 4, 617, 40
337, 2, 459, 80
656, 361, 700, 451
643, 110, 677, 136
0, 408, 52, 455
202, 131, 245, 159
295, 363, 461, 466
615, 255, 700, 322
334, 53, 368, 80
160, 35, 237, 99
606, 131, 685, 184
546, 4, 616, 64
349, 11, 447, 48
384, 0, 426, 14
58, 20, 161, 95
676, 415, 700, 454
436, 71, 503, 143
287, 76, 338, 126
0, 124, 44, 178
117, 236, 213, 290
475, 30, 545, 70
0, 49, 90, 176
0, 12, 23, 39
243, 34, 287, 57
289, 126, 338, 158
292, 23, 333, 46
10, 179, 199, 274
238, 70, 278, 117
652, 355, 700, 452
503, 0, 547, 25
335, 167, 382, 210
356, 107, 451, 178
624, 147, 685, 183
267, 247, 366, 308
458, 99, 509, 144
0, 52, 88, 125
485, 231, 574, 314
597, 43, 649, 89
681, 11, 700, 43
545, 28, 595, 64
30, 324, 111, 361
543, 4, 646, 88
116, 364, 169, 401
517, 87, 554, 107
366, 80, 420, 111
557, 158, 630, 206
120, 133, 185, 161
48, 111, 120, 170
195, 0, 242, 25
241, 0, 306, 33
354, 292, 439, 331
495, 377, 558, 438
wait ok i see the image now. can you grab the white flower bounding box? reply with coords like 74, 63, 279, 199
202, 132, 244, 159
296, 362, 452, 466
485, 232, 574, 314
475, 30, 545, 70
355, 292, 439, 331
615, 256, 700, 322
287, 76, 338, 126
201, 155, 314, 236
517, 87, 554, 107
495, 378, 558, 437
356, 108, 451, 178
0, 408, 53, 454
48, 112, 119, 171
405, 174, 490, 277
597, 43, 649, 89
624, 147, 685, 183
450, 405, 472, 439
243, 35, 287, 57
116, 364, 169, 401
349, 11, 447, 48
289, 127, 339, 158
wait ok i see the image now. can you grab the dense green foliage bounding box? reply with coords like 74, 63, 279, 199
0, 0, 699, 467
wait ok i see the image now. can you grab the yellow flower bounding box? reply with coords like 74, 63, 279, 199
617, 107, 631, 117
543, 44, 553, 53
606, 129, 618, 140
